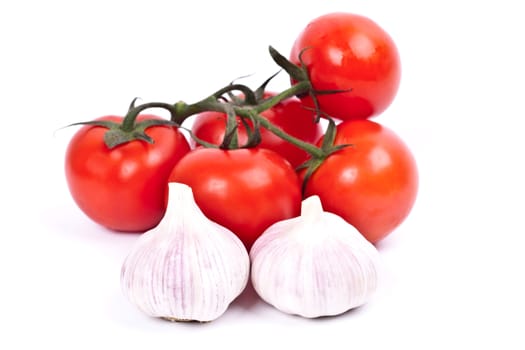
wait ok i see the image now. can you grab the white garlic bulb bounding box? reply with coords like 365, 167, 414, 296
250, 195, 381, 318
121, 182, 250, 322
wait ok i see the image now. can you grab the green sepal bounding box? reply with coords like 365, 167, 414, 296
212, 83, 257, 105
320, 118, 353, 154
269, 46, 308, 82
103, 129, 149, 148
296, 118, 354, 196
63, 120, 120, 130
297, 158, 324, 197
172, 124, 220, 149
321, 119, 338, 150
240, 112, 262, 148
254, 70, 281, 101
128, 97, 141, 111
313, 88, 353, 96
63, 118, 180, 149
104, 119, 178, 149
219, 105, 239, 150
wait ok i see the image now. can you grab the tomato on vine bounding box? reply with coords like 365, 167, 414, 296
302, 120, 418, 243
289, 12, 401, 120
191, 93, 324, 168
65, 114, 190, 232
62, 14, 416, 248
169, 147, 302, 250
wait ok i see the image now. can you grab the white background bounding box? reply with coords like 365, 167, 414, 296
1, 0, 524, 348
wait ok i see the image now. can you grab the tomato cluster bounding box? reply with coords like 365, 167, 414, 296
65, 12, 418, 249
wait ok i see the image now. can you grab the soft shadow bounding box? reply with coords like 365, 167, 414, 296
305, 303, 370, 323
229, 279, 262, 311
374, 233, 400, 253
105, 290, 216, 330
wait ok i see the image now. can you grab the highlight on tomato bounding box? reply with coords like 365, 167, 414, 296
302, 119, 418, 243
290, 12, 401, 121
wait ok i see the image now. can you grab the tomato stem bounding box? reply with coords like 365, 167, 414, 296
167, 80, 325, 157
254, 113, 324, 159
253, 81, 311, 114
92, 47, 333, 157
220, 104, 240, 149
67, 46, 344, 157
122, 102, 179, 131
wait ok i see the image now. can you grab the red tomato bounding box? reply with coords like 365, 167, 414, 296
290, 12, 401, 120
191, 93, 324, 168
302, 120, 417, 243
169, 148, 302, 250
65, 115, 191, 232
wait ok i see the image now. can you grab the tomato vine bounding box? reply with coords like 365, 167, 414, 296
68, 46, 350, 186
63, 11, 417, 244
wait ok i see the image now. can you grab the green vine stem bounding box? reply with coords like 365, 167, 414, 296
254, 111, 325, 159
169, 80, 330, 157
170, 80, 312, 125
122, 101, 179, 130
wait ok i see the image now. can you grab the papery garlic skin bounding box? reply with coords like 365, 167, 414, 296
250, 195, 381, 318
121, 182, 250, 322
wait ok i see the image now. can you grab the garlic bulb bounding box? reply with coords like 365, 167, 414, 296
121, 182, 250, 322
250, 195, 381, 318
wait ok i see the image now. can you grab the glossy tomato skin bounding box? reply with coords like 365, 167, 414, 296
191, 94, 324, 168
65, 115, 191, 232
290, 12, 401, 120
303, 120, 417, 243
169, 148, 302, 250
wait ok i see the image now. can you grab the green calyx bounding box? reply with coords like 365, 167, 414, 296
296, 118, 352, 195
103, 118, 177, 149
67, 100, 180, 149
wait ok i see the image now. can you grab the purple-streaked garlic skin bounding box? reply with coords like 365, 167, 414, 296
121, 182, 250, 322
250, 195, 381, 318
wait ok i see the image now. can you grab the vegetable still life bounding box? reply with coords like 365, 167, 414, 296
63, 12, 417, 322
